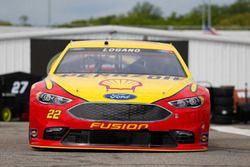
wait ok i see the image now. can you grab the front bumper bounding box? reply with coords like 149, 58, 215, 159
29, 86, 210, 152
30, 119, 209, 151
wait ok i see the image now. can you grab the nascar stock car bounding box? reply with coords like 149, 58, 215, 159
29, 40, 210, 151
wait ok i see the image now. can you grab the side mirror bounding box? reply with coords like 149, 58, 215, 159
46, 52, 61, 74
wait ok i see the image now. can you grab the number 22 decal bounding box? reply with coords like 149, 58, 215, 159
47, 109, 62, 119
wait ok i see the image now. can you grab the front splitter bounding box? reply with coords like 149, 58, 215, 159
30, 144, 208, 152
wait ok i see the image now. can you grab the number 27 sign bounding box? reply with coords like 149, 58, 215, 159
11, 81, 29, 94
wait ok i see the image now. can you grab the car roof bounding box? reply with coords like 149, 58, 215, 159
68, 40, 175, 50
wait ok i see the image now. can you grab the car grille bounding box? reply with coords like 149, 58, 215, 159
68, 103, 172, 122
62, 130, 177, 147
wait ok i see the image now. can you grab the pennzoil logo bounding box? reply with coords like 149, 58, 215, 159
99, 79, 142, 92
90, 122, 149, 130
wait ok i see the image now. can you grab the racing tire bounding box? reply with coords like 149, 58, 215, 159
237, 104, 250, 124
206, 87, 213, 96
0, 107, 12, 122
207, 87, 214, 111
213, 97, 233, 106
213, 114, 233, 124
214, 106, 233, 116
212, 87, 234, 97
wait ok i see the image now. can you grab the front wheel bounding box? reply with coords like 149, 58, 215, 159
1, 107, 12, 122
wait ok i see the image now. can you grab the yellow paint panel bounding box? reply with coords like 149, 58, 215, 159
191, 83, 198, 93
45, 79, 53, 90
48, 74, 192, 103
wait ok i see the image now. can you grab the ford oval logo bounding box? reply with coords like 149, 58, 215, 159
104, 93, 137, 100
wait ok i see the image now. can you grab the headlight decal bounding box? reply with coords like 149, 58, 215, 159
37, 92, 72, 105
168, 96, 204, 108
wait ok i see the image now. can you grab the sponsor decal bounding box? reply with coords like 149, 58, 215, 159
99, 79, 142, 92
47, 109, 62, 120
104, 93, 137, 100
103, 48, 141, 53
59, 73, 183, 81
201, 133, 209, 143
90, 123, 149, 130
11, 81, 29, 94
30, 129, 38, 138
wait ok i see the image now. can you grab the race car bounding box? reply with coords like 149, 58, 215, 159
29, 40, 210, 151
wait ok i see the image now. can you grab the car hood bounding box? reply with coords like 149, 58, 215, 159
48, 73, 192, 103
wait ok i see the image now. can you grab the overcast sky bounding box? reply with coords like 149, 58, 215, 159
0, 0, 236, 26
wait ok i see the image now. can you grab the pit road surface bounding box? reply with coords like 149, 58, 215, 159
0, 122, 250, 167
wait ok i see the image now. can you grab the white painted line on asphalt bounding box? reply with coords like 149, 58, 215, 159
211, 126, 250, 137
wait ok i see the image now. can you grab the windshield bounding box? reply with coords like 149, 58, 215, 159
55, 48, 186, 77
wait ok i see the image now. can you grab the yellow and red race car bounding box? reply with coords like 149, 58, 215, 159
29, 40, 210, 151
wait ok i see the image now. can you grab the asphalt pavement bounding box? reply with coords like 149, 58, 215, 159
0, 122, 250, 167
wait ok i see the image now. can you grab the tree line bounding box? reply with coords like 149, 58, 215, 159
59, 0, 250, 29
1, 0, 249, 29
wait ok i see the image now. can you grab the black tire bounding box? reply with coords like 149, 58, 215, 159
237, 104, 250, 124
213, 87, 234, 97
214, 106, 233, 116
213, 97, 233, 106
213, 114, 233, 124
206, 87, 213, 96
210, 113, 216, 123
207, 87, 214, 111
238, 104, 250, 112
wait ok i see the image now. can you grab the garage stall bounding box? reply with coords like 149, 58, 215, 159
0, 25, 249, 89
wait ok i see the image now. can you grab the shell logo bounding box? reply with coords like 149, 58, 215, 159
99, 79, 143, 92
